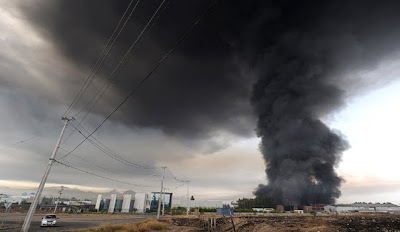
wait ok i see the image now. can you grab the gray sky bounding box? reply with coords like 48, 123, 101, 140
0, 0, 400, 204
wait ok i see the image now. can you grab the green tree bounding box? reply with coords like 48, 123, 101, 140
237, 195, 276, 209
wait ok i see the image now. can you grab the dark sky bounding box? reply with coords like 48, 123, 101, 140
13, 0, 400, 141
1, 0, 400, 201
19, 0, 256, 140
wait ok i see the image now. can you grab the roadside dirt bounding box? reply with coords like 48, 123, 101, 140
171, 214, 400, 232
2, 213, 399, 231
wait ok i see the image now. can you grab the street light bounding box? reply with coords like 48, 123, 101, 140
157, 167, 166, 220
54, 186, 64, 213
184, 180, 190, 215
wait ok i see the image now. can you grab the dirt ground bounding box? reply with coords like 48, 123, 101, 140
171, 213, 400, 232
2, 213, 399, 231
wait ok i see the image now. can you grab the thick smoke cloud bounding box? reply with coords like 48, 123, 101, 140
242, 0, 400, 205
16, 0, 400, 204
19, 0, 254, 141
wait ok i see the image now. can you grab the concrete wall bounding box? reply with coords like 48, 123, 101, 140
108, 194, 117, 213
95, 194, 102, 211
324, 205, 400, 213
189, 200, 223, 208
121, 194, 132, 213
134, 193, 149, 213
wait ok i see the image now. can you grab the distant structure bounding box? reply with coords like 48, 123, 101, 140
133, 193, 151, 213
95, 191, 174, 213
172, 196, 223, 209
252, 208, 274, 213
230, 201, 239, 208
0, 193, 35, 204
95, 190, 174, 213
311, 204, 327, 211
149, 192, 173, 212
324, 203, 400, 213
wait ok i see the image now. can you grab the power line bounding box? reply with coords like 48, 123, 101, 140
166, 167, 186, 183
64, 0, 140, 117
67, 0, 218, 158
58, 147, 121, 175
53, 159, 157, 188
59, 119, 153, 170
0, 126, 61, 152
74, 0, 167, 122
70, 119, 153, 169
62, 122, 184, 190
0, 136, 37, 152
166, 182, 185, 191
63, 0, 160, 144
60, 126, 76, 145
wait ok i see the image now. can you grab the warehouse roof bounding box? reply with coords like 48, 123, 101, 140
335, 203, 398, 207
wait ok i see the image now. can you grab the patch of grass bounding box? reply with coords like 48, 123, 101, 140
75, 219, 168, 232
138, 219, 167, 231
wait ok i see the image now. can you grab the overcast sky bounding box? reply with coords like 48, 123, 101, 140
0, 0, 400, 204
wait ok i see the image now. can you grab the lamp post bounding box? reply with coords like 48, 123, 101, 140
185, 180, 190, 215
54, 186, 64, 213
156, 167, 166, 220
162, 187, 166, 216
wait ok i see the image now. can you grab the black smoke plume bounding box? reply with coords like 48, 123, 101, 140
243, 0, 400, 205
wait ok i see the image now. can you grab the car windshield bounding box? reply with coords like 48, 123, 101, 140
45, 215, 56, 219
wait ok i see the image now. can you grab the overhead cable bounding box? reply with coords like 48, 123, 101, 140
166, 167, 186, 182
67, 0, 218, 157
74, 0, 166, 122
0, 126, 61, 152
58, 147, 121, 175
70, 119, 153, 169
59, 120, 153, 170
166, 182, 185, 191
53, 159, 157, 188
63, 0, 140, 117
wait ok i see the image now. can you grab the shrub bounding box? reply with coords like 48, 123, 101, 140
138, 219, 167, 231
99, 223, 125, 232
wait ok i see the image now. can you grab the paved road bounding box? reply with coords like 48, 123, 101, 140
1, 213, 153, 231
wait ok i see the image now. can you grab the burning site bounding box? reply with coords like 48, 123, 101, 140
242, 0, 400, 208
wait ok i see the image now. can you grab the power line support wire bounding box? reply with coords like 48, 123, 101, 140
21, 117, 70, 232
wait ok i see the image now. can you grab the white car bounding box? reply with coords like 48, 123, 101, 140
41, 214, 58, 227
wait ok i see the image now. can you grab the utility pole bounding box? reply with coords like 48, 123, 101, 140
54, 186, 64, 213
21, 117, 69, 232
156, 166, 166, 220
185, 180, 190, 215
162, 187, 165, 216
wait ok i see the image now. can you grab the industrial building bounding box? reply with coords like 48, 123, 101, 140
324, 203, 400, 213
95, 191, 147, 213
149, 192, 173, 212
95, 190, 173, 213
0, 193, 35, 204
252, 208, 275, 212
171, 196, 224, 208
